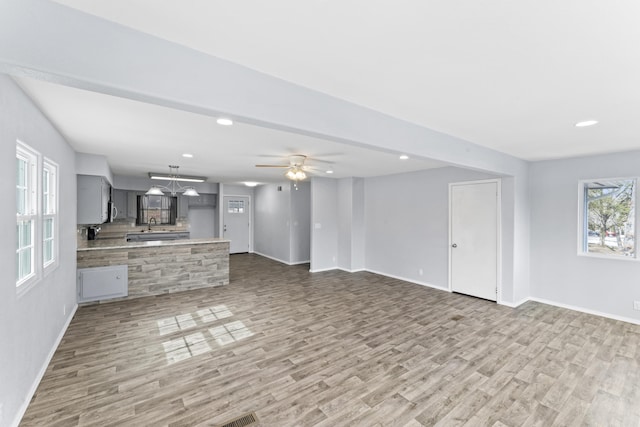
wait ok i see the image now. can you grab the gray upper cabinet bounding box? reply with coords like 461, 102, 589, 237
177, 194, 189, 218
112, 189, 127, 221
77, 175, 110, 224
127, 191, 138, 219
188, 193, 217, 207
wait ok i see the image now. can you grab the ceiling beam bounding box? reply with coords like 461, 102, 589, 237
0, 0, 527, 177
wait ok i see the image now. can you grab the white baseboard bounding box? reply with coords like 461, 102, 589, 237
364, 268, 449, 292
12, 303, 78, 427
308, 266, 366, 273
309, 266, 338, 273
252, 251, 309, 266
528, 297, 640, 326
307, 266, 448, 291
337, 267, 366, 273
499, 297, 530, 308
264, 259, 640, 326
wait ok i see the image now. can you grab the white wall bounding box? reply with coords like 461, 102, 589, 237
530, 151, 640, 322
0, 75, 78, 427
290, 182, 311, 264
311, 178, 339, 271
364, 167, 498, 289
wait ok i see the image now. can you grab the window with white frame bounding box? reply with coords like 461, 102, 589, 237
43, 160, 58, 268
16, 143, 37, 285
579, 178, 636, 258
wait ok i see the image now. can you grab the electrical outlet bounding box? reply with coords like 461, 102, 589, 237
418, 268, 424, 276
63, 305, 66, 316
634, 301, 640, 311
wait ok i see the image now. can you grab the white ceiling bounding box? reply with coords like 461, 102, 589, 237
49, 0, 640, 161
16, 76, 446, 183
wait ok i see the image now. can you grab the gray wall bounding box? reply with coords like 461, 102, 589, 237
530, 151, 640, 322
337, 178, 354, 270
0, 75, 78, 426
75, 152, 113, 184
364, 167, 498, 289
188, 207, 216, 239
311, 178, 339, 271
336, 178, 366, 271
351, 178, 366, 271
254, 183, 292, 263
253, 182, 310, 264
290, 182, 311, 264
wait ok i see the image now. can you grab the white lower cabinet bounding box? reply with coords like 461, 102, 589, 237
77, 265, 128, 303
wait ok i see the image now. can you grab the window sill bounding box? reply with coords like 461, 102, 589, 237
577, 252, 638, 262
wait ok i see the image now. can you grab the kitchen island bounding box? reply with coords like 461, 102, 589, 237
77, 237, 230, 302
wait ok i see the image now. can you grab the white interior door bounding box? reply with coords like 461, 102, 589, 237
223, 196, 250, 254
450, 180, 499, 301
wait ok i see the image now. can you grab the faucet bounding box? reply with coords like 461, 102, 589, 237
148, 218, 157, 230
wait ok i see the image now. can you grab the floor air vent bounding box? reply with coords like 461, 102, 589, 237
218, 412, 258, 427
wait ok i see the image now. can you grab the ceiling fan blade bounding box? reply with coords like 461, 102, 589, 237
303, 166, 325, 172
305, 158, 334, 165
255, 164, 289, 168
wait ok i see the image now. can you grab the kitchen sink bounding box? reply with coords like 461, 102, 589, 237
126, 231, 190, 242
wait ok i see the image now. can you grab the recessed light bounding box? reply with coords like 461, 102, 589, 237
182, 153, 193, 158
244, 182, 259, 187
326, 170, 334, 174
399, 155, 409, 160
575, 120, 598, 127
216, 117, 233, 126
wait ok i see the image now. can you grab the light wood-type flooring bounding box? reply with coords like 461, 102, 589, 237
21, 254, 640, 426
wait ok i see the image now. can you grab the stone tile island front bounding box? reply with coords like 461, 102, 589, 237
77, 238, 230, 302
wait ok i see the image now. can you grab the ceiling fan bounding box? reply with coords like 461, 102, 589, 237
255, 154, 314, 181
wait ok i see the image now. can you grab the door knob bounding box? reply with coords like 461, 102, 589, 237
452, 243, 457, 248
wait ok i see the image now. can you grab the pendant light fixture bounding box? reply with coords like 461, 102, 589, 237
146, 165, 205, 197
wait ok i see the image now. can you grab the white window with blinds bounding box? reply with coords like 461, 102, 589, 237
16, 141, 61, 292
16, 142, 38, 287
43, 159, 58, 270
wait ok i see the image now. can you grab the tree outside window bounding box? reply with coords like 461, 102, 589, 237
584, 179, 635, 257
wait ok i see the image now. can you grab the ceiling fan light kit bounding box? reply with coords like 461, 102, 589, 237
146, 165, 205, 196
285, 167, 307, 181
256, 154, 317, 181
